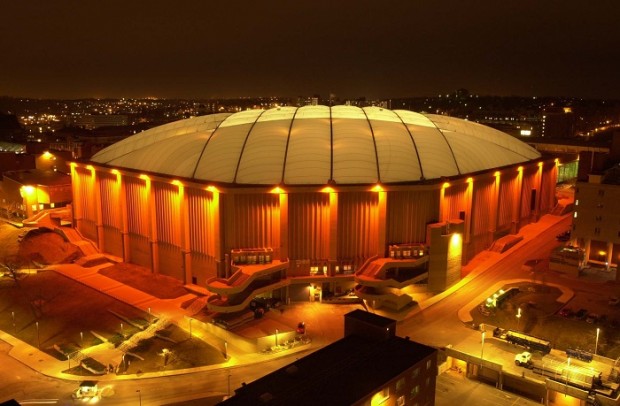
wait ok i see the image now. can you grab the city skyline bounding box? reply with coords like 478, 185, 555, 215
2, 1, 620, 100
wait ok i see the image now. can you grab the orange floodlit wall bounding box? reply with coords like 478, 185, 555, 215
73, 159, 558, 286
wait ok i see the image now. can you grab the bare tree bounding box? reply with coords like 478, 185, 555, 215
0, 254, 28, 287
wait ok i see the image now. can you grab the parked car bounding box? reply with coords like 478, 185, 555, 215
585, 313, 599, 324
575, 308, 588, 320
556, 230, 571, 242
609, 296, 619, 306
559, 307, 573, 317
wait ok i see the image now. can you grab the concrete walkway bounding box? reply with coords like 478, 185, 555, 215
1, 213, 574, 383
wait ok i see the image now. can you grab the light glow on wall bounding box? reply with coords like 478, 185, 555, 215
271, 186, 285, 194
321, 186, 335, 193
21, 185, 35, 196
371, 184, 383, 192
442, 182, 450, 189
450, 233, 462, 249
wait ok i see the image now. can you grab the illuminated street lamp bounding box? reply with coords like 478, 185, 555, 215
595, 328, 601, 356
516, 308, 522, 331
275, 329, 279, 347
35, 321, 40, 348
224, 340, 228, 360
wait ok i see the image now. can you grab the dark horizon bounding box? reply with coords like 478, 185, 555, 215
2, 1, 619, 100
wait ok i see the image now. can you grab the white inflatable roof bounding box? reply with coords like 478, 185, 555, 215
92, 105, 540, 185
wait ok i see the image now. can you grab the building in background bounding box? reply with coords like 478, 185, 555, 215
73, 114, 129, 130
71, 106, 558, 311
1, 169, 71, 220
221, 310, 437, 406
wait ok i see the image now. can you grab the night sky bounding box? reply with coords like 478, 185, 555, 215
2, 1, 619, 100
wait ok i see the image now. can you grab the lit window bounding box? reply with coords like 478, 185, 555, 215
573, 212, 578, 218
371, 388, 389, 405
396, 396, 405, 406
426, 359, 432, 369
396, 378, 405, 391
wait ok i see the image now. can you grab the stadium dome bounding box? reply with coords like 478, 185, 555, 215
92, 105, 541, 185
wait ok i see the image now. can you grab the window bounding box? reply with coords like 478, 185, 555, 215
599, 189, 605, 197
371, 388, 389, 405
410, 385, 420, 399
426, 377, 430, 387
595, 227, 601, 236
426, 359, 432, 370
411, 367, 419, 379
574, 212, 578, 218
596, 215, 602, 222
396, 378, 405, 391
396, 396, 405, 406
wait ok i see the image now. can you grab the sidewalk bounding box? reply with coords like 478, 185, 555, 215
1, 213, 572, 382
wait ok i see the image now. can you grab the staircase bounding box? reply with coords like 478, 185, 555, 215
117, 317, 169, 353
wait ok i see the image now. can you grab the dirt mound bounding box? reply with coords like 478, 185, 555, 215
18, 231, 82, 265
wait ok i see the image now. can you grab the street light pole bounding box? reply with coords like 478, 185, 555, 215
35, 321, 40, 348
275, 329, 278, 347
595, 328, 601, 356
189, 318, 192, 339
516, 307, 522, 331
137, 389, 142, 406
481, 331, 486, 369
224, 341, 228, 360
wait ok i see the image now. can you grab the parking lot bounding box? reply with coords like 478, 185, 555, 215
471, 281, 620, 359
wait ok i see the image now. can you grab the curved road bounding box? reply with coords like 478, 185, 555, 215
5, 215, 601, 405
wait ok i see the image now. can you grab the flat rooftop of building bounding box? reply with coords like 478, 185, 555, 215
345, 308, 396, 328
221, 333, 436, 406
3, 169, 70, 186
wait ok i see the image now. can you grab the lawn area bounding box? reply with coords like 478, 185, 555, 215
0, 269, 150, 353
0, 224, 224, 375
99, 262, 189, 299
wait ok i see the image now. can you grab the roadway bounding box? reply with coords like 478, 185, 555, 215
4, 214, 602, 406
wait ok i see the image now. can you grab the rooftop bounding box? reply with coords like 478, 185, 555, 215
221, 333, 436, 406
92, 105, 541, 186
